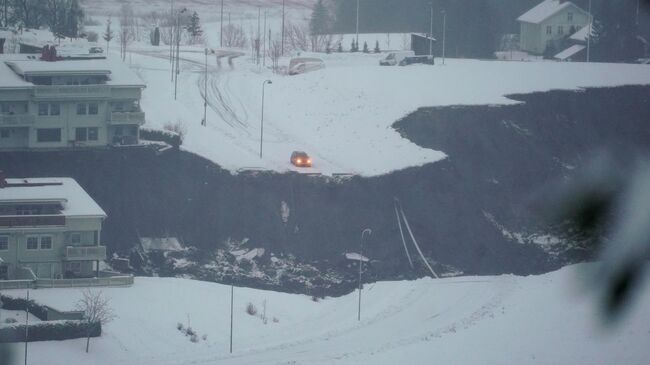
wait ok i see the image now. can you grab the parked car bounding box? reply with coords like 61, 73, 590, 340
399, 55, 435, 66
379, 51, 415, 66
290, 151, 312, 167
289, 58, 325, 75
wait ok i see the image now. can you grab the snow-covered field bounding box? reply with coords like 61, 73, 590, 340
3, 263, 649, 364
128, 45, 650, 176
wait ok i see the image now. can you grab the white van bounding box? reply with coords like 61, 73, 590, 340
379, 51, 415, 66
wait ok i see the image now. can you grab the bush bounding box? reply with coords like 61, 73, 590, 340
185, 327, 195, 336
245, 303, 258, 316
0, 295, 48, 320
86, 31, 99, 43
272, 317, 279, 323
202, 334, 207, 341
176, 322, 184, 331
4, 318, 17, 324
190, 334, 199, 343
0, 320, 101, 343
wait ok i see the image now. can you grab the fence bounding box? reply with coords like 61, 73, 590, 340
0, 275, 133, 290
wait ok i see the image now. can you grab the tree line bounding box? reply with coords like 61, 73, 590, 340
1, 0, 85, 39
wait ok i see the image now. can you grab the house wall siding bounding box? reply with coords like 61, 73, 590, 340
519, 4, 591, 55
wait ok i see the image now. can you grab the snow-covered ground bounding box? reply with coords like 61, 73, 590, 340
2, 263, 649, 364
127, 44, 650, 176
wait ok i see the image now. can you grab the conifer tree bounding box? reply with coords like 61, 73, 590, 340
103, 17, 114, 53
363, 41, 369, 53
374, 40, 380, 53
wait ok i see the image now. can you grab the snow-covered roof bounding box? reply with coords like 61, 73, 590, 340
554, 44, 586, 60
345, 252, 369, 262
518, 0, 579, 24
570, 24, 592, 42
0, 178, 106, 218
0, 56, 145, 88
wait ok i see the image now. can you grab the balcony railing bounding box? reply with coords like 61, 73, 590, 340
34, 85, 111, 99
0, 215, 65, 228
109, 111, 146, 125
65, 245, 107, 261
0, 114, 36, 126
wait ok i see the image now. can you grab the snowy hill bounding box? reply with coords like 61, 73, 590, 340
2, 264, 649, 364
129, 47, 650, 176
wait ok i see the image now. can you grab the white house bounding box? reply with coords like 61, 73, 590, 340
0, 175, 107, 281
518, 0, 591, 55
0, 53, 145, 150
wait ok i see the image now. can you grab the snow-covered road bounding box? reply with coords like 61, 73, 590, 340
4, 264, 649, 364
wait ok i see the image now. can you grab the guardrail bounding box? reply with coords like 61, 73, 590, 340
0, 114, 36, 126
35, 275, 134, 288
65, 245, 107, 261
109, 111, 145, 125
0, 280, 33, 290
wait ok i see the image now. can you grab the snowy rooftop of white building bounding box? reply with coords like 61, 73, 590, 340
554, 44, 586, 60
517, 0, 579, 24
570, 24, 593, 42
0, 55, 145, 88
0, 178, 107, 218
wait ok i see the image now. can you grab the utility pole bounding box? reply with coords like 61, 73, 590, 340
257, 7, 261, 65
24, 289, 29, 365
442, 10, 446, 65
356, 0, 360, 46
281, 0, 286, 56
229, 283, 234, 353
174, 8, 186, 100
220, 0, 224, 47
358, 228, 372, 321
170, 0, 174, 64
203, 48, 208, 126
260, 80, 272, 158
263, 11, 267, 67
429, 2, 433, 57
587, 0, 592, 62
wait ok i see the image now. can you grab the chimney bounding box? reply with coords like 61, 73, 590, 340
0, 170, 6, 188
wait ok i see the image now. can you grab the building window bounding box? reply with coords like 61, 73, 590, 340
75, 128, 88, 142
0, 129, 9, 139
558, 26, 564, 35
0, 103, 10, 114
38, 103, 49, 116
27, 237, 39, 250
0, 236, 8, 251
88, 103, 99, 115
40, 236, 53, 250
37, 128, 62, 143
71, 233, 81, 244
50, 103, 61, 116
0, 265, 7, 280
76, 103, 87, 115
546, 26, 552, 35
88, 127, 99, 141
568, 12, 573, 21
65, 262, 81, 274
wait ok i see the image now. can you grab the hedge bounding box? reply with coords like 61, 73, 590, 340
0, 295, 48, 321
0, 320, 101, 343
140, 128, 182, 148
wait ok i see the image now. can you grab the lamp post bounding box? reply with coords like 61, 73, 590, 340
356, 0, 360, 46
429, 2, 434, 57
202, 48, 208, 126
229, 282, 234, 353
441, 10, 446, 65
358, 228, 372, 321
174, 8, 187, 100
260, 80, 272, 159
586, 0, 592, 62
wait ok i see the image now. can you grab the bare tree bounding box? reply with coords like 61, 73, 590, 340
268, 39, 282, 72
76, 289, 115, 353
222, 24, 247, 48
118, 3, 135, 61
286, 21, 309, 52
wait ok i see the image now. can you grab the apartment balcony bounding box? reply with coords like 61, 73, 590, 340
109, 111, 146, 125
33, 85, 111, 99
65, 245, 107, 261
0, 215, 65, 228
0, 114, 36, 127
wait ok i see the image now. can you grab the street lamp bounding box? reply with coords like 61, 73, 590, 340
441, 10, 446, 65
429, 2, 433, 57
356, 0, 360, 46
358, 228, 372, 321
174, 8, 187, 100
260, 80, 272, 159
202, 48, 208, 126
